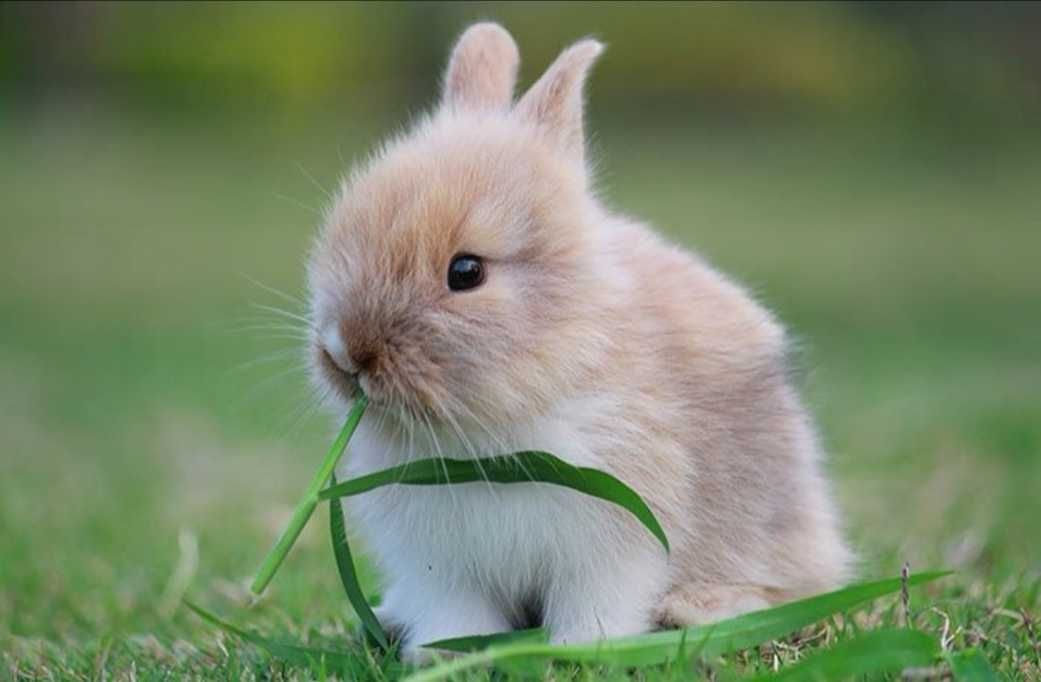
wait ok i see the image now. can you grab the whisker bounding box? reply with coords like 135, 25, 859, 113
295, 161, 334, 202
404, 404, 418, 469
203, 314, 305, 339
249, 303, 316, 330
225, 317, 312, 339
249, 364, 312, 386
443, 407, 498, 501
232, 333, 311, 346
372, 402, 391, 452
386, 405, 407, 470
460, 407, 524, 487
460, 402, 539, 485
274, 192, 324, 218
420, 410, 458, 506
280, 385, 331, 442
232, 363, 310, 410
228, 322, 310, 335
455, 401, 510, 453
226, 348, 306, 375
510, 451, 538, 485
237, 273, 307, 308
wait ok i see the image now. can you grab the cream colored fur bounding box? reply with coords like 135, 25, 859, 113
307, 22, 853, 660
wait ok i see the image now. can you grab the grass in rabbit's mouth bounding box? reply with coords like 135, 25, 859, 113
182, 388, 974, 680
249, 391, 369, 596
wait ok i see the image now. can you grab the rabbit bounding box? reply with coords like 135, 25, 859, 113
307, 23, 853, 661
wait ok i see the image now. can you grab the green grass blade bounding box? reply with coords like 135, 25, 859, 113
748, 629, 939, 680
404, 571, 950, 682
422, 627, 548, 653
250, 393, 368, 595
319, 451, 669, 552
948, 649, 1003, 681
329, 471, 390, 651
184, 599, 394, 676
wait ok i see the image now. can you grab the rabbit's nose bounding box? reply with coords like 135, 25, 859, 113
349, 348, 379, 374
335, 318, 383, 375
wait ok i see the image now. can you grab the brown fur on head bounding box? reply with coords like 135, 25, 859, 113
308, 23, 607, 427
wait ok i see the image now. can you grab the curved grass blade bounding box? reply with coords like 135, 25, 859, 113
403, 571, 951, 682
329, 471, 390, 650
184, 599, 396, 677
749, 629, 939, 680
250, 393, 368, 595
422, 627, 547, 653
320, 451, 669, 552
948, 649, 1002, 681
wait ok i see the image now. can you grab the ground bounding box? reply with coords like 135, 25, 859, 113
1, 108, 1039, 679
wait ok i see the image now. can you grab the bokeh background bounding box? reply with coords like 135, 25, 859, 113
2, 1, 1039, 672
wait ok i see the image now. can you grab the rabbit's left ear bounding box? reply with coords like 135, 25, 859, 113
442, 23, 520, 112
515, 39, 604, 164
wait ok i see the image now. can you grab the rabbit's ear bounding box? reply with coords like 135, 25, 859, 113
442, 23, 520, 112
515, 39, 604, 163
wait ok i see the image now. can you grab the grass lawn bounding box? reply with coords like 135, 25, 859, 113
1, 107, 1039, 679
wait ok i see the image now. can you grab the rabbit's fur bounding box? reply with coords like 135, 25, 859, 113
307, 23, 852, 659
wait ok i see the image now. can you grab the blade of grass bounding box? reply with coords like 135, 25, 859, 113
948, 649, 1002, 681
184, 599, 396, 677
404, 571, 951, 682
319, 451, 669, 552
748, 629, 939, 680
250, 393, 368, 595
329, 471, 390, 650
422, 627, 548, 653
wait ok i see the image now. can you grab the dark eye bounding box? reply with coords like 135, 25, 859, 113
447, 254, 485, 291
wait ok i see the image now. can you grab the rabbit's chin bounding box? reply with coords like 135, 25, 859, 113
345, 396, 523, 465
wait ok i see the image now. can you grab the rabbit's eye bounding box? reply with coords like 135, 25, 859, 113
448, 254, 485, 291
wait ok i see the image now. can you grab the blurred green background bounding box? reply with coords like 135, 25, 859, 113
2, 1, 1039, 674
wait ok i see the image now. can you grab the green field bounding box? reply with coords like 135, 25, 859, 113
2, 108, 1039, 679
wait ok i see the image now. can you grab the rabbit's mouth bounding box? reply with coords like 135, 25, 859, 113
313, 340, 423, 416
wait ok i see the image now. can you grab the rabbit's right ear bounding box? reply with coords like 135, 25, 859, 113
514, 39, 603, 165
441, 23, 520, 112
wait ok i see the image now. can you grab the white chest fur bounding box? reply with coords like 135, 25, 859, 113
333, 401, 670, 646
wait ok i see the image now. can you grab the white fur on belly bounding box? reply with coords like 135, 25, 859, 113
335, 405, 669, 658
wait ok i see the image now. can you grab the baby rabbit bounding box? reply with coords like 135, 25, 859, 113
308, 23, 852, 660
